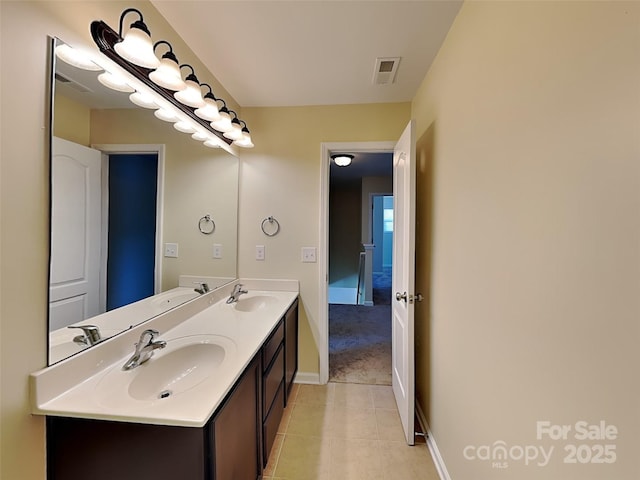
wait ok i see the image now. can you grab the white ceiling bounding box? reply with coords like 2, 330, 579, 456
151, 0, 463, 108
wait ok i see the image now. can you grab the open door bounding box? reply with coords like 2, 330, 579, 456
391, 120, 417, 445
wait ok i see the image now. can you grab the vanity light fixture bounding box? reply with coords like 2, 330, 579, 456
154, 107, 179, 123
332, 154, 354, 167
174, 120, 196, 134
174, 64, 205, 108
211, 99, 233, 132
191, 128, 210, 141
91, 9, 254, 150
149, 41, 187, 91
129, 90, 159, 109
223, 111, 244, 141
194, 84, 221, 122
235, 121, 254, 148
55, 43, 102, 71
114, 8, 159, 69
97, 71, 135, 92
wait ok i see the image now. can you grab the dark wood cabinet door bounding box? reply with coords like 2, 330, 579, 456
212, 356, 261, 480
47, 417, 206, 480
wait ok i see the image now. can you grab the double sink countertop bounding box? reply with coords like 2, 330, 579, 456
31, 279, 299, 428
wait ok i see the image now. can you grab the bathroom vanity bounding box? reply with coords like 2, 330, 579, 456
32, 281, 299, 480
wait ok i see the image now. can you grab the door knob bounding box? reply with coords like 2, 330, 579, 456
395, 291, 408, 302
413, 293, 424, 303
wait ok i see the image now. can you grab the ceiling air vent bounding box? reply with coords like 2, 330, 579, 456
55, 72, 91, 93
372, 57, 400, 85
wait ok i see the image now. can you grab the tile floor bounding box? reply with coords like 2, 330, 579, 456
263, 382, 441, 480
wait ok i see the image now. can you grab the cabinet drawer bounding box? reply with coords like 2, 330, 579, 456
263, 345, 284, 415
263, 380, 285, 466
262, 320, 284, 372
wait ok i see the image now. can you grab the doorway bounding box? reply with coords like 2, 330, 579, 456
322, 144, 395, 385
105, 153, 158, 310
93, 143, 165, 311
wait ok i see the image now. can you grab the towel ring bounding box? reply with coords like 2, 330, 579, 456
198, 215, 215, 235
261, 216, 280, 237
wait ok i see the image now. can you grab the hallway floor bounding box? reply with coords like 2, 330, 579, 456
263, 383, 440, 480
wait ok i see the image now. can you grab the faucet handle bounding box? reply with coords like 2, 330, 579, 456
194, 281, 210, 293
142, 328, 159, 337
138, 329, 159, 346
68, 324, 102, 345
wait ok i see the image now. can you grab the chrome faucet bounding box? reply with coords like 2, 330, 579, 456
122, 329, 167, 371
68, 324, 102, 346
194, 282, 210, 294
226, 284, 248, 304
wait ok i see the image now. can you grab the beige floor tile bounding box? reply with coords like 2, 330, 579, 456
288, 382, 300, 403
378, 440, 440, 480
328, 438, 385, 480
375, 408, 406, 442
264, 433, 285, 477
370, 385, 396, 409
278, 401, 294, 433
274, 434, 331, 480
333, 382, 374, 408
295, 383, 335, 406
286, 402, 333, 437
330, 406, 378, 440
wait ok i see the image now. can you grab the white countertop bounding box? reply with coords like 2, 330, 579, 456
31, 280, 298, 428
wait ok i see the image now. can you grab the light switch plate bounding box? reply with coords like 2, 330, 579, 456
256, 245, 265, 261
164, 243, 178, 258
213, 244, 223, 259
301, 247, 317, 263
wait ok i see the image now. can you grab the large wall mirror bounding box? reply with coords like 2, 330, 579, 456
49, 37, 239, 365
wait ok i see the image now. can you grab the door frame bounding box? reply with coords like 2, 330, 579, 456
319, 141, 396, 384
92, 144, 165, 306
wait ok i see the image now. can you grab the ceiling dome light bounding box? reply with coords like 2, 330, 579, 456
98, 71, 134, 92
331, 154, 354, 167
223, 111, 244, 141
149, 41, 186, 91
194, 84, 221, 121
174, 64, 205, 108
114, 8, 159, 69
55, 44, 102, 71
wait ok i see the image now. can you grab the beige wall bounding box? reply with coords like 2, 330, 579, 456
412, 1, 640, 479
0, 2, 237, 479
329, 180, 362, 287
238, 104, 410, 375
53, 94, 90, 145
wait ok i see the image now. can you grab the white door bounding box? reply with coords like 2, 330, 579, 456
49, 137, 102, 331
392, 120, 416, 445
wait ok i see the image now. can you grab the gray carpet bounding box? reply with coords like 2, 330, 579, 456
329, 269, 392, 385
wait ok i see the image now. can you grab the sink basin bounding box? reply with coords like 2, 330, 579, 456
96, 335, 236, 406
232, 295, 277, 312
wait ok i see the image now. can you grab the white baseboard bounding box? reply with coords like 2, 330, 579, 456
293, 371, 321, 384
416, 402, 452, 480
